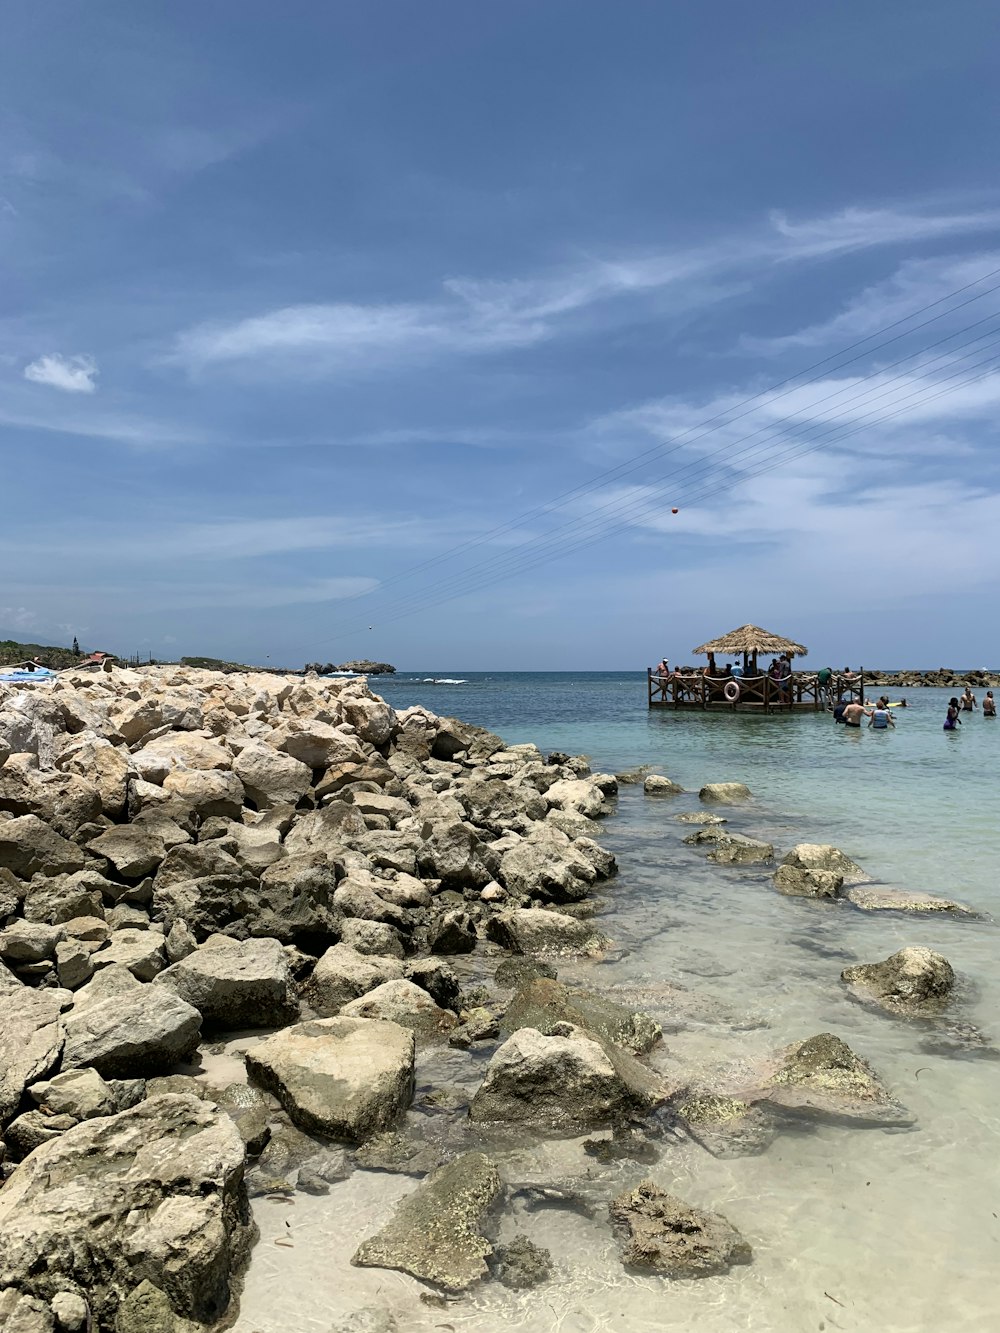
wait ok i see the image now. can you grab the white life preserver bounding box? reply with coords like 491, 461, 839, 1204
724, 679, 740, 702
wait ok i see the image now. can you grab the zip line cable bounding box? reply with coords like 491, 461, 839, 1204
324, 342, 1000, 639
298, 262, 1000, 644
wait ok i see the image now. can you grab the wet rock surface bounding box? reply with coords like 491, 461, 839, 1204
841, 946, 956, 1014
609, 1180, 752, 1276
759, 1032, 914, 1126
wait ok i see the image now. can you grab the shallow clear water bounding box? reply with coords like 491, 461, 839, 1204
234, 673, 1000, 1333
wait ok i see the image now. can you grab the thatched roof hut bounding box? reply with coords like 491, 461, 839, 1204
693, 624, 808, 669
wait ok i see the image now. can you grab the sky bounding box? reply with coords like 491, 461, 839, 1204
3, 1, 1000, 670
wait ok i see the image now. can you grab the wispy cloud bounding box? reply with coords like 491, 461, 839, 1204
169, 203, 1000, 377
23, 353, 98, 393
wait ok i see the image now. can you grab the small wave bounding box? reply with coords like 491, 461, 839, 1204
420, 677, 466, 684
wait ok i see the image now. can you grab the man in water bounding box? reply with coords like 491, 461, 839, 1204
959, 686, 978, 712
984, 690, 996, 717
841, 700, 868, 728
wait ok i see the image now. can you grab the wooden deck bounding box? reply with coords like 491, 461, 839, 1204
648, 669, 864, 714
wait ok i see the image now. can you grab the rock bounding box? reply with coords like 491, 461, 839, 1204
698, 782, 752, 804
154, 935, 298, 1029
842, 885, 979, 916
761, 1032, 913, 1126
88, 825, 170, 879
114, 1280, 198, 1333
340, 979, 457, 1037
705, 834, 774, 866
352, 1152, 502, 1292
234, 741, 312, 810
609, 1180, 752, 1276
781, 843, 866, 880
0, 988, 69, 1129
773, 864, 843, 898
304, 944, 405, 1015
404, 958, 460, 1011
0, 919, 65, 963
0, 1095, 252, 1327
353, 1129, 447, 1176
93, 927, 167, 981
0, 814, 85, 877
164, 918, 197, 963
501, 978, 661, 1054
675, 811, 726, 824
674, 1093, 778, 1158
544, 778, 605, 819
161, 768, 246, 819
29, 1067, 119, 1120
55, 938, 94, 989
50, 1291, 88, 1333
498, 833, 595, 904
22, 874, 107, 923
0, 1294, 55, 1332
270, 719, 365, 770
252, 853, 342, 946
429, 909, 477, 954
485, 908, 609, 957
245, 1017, 415, 1142
491, 1235, 553, 1289
0, 766, 102, 837
62, 986, 201, 1077
643, 775, 683, 796
494, 956, 557, 988
841, 947, 955, 1014
57, 737, 129, 818
340, 919, 406, 958
469, 1025, 666, 1130
132, 732, 232, 782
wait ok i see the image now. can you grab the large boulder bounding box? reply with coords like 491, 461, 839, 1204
245, 1017, 415, 1141
154, 934, 298, 1029
781, 843, 865, 880
759, 1032, 913, 1126
353, 1153, 502, 1292
500, 978, 661, 1054
698, 782, 752, 804
233, 741, 312, 810
643, 774, 683, 796
544, 778, 606, 820
0, 987, 70, 1129
609, 1180, 752, 1276
160, 769, 246, 820
703, 833, 774, 866
269, 719, 366, 770
251, 853, 342, 946
131, 732, 232, 783
93, 928, 167, 982
485, 908, 609, 957
0, 1094, 253, 1327
56, 736, 129, 818
773, 864, 843, 898
841, 947, 955, 1014
304, 944, 405, 1015
469, 1025, 666, 1131
88, 824, 169, 879
0, 814, 85, 877
62, 983, 202, 1077
497, 833, 597, 904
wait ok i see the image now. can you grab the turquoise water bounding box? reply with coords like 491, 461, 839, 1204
236, 672, 1000, 1333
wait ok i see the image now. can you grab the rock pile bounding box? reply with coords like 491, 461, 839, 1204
0, 665, 624, 1327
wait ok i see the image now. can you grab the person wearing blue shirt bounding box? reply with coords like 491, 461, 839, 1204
730, 662, 744, 678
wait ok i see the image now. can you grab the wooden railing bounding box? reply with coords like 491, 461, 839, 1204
647, 669, 865, 712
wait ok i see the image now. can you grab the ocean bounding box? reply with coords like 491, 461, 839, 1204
234, 671, 1000, 1333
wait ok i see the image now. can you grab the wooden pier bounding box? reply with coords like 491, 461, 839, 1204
647, 668, 864, 713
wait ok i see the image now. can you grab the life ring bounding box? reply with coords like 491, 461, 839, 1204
724, 679, 740, 702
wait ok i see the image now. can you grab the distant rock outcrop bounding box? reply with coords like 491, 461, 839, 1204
305, 660, 396, 676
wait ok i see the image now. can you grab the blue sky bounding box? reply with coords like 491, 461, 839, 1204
3, 2, 1000, 669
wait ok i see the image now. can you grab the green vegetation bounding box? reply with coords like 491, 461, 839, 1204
179, 655, 252, 672
0, 639, 83, 669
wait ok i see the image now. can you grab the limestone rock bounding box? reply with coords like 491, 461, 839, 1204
62, 986, 201, 1077
305, 944, 406, 1015
643, 775, 684, 796
773, 864, 843, 898
781, 843, 865, 880
674, 1093, 778, 1158
500, 978, 661, 1054
340, 919, 406, 958
544, 778, 605, 819
93, 927, 167, 981
0, 814, 85, 877
29, 1066, 120, 1120
609, 1180, 751, 1276
429, 908, 477, 954
340, 979, 457, 1037
469, 1025, 666, 1130
0, 1094, 252, 1327
485, 908, 608, 957
841, 947, 955, 1014
761, 1032, 913, 1126
0, 919, 66, 963
252, 853, 342, 945
491, 1235, 553, 1289
705, 834, 774, 866
234, 741, 312, 810
154, 934, 298, 1029
57, 737, 129, 817
698, 782, 752, 804
160, 768, 245, 819
842, 885, 978, 916
245, 1017, 415, 1141
0, 987, 69, 1129
352, 1153, 502, 1292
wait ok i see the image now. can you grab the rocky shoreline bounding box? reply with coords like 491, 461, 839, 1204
0, 667, 984, 1330
863, 668, 1000, 688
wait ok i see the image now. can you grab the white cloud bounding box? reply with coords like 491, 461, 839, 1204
23, 353, 98, 394
0, 606, 39, 632
170, 203, 1000, 377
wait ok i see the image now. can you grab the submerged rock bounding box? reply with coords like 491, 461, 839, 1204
842, 885, 980, 917
643, 775, 683, 796
0, 1094, 252, 1328
675, 811, 727, 825
468, 1024, 666, 1131
352, 1152, 503, 1291
245, 1016, 415, 1142
705, 834, 774, 866
781, 843, 865, 880
609, 1180, 752, 1276
675, 1093, 778, 1158
500, 977, 661, 1054
841, 947, 956, 1014
491, 1235, 553, 1289
761, 1032, 914, 1126
773, 864, 843, 898
698, 782, 752, 804
494, 956, 558, 988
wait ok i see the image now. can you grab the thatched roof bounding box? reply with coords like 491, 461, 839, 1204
692, 624, 808, 658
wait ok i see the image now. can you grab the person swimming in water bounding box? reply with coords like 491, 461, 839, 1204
944, 697, 962, 731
